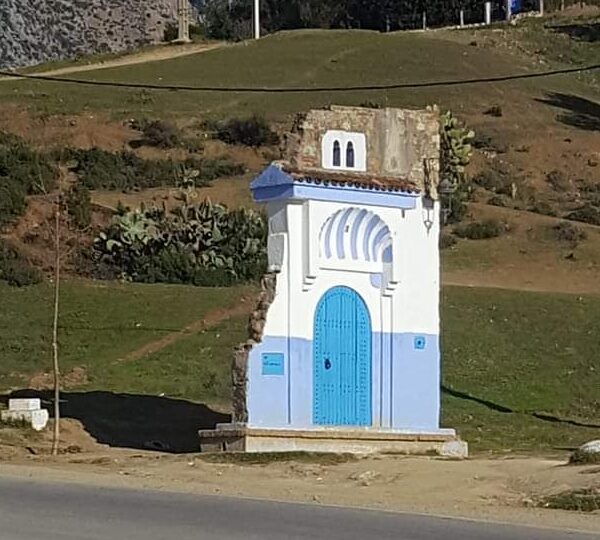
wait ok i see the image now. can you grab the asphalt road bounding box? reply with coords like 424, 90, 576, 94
0, 475, 596, 540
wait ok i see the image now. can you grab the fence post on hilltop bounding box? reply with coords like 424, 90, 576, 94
485, 2, 492, 25
254, 0, 261, 39
539, 0, 544, 16
422, 11, 427, 30
506, 0, 512, 21
460, 9, 465, 27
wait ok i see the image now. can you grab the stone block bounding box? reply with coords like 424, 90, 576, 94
9, 398, 41, 411
1, 409, 49, 431
440, 440, 469, 459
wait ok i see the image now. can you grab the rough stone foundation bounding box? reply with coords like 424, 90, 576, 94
231, 273, 277, 424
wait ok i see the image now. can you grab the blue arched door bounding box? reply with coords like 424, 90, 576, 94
313, 287, 372, 426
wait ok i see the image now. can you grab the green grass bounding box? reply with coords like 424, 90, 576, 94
98, 316, 249, 406
1, 280, 599, 453
441, 286, 600, 453
0, 279, 253, 397
538, 488, 600, 513
1, 29, 597, 119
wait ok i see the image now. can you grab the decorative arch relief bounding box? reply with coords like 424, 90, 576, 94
317, 207, 399, 296
320, 208, 391, 264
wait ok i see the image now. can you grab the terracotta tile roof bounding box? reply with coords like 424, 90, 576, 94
282, 166, 420, 194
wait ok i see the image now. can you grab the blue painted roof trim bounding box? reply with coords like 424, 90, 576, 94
251, 165, 419, 210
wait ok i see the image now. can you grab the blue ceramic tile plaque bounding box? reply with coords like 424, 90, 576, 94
414, 336, 426, 350
262, 353, 285, 376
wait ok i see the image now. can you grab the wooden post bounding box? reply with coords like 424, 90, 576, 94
485, 2, 492, 25
460, 9, 465, 27
539, 0, 544, 16
422, 11, 427, 30
506, 0, 512, 21
51, 183, 61, 456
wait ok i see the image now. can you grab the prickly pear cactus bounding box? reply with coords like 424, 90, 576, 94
440, 111, 475, 187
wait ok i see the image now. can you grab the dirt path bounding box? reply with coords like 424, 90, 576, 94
0, 42, 223, 81
122, 299, 254, 362
0, 449, 598, 533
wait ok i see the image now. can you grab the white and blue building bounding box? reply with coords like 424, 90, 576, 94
199, 106, 467, 456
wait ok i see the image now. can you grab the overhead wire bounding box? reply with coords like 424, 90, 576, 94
0, 63, 598, 93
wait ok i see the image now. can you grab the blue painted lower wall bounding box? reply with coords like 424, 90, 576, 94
247, 332, 440, 431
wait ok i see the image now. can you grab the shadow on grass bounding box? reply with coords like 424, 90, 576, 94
548, 22, 600, 43
3, 390, 230, 453
442, 385, 600, 429
536, 92, 600, 131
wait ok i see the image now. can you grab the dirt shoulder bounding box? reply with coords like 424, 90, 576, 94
0, 437, 598, 533
0, 42, 223, 81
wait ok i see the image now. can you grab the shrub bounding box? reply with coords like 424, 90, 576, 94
60, 148, 243, 191
472, 133, 494, 150
567, 204, 600, 226
94, 199, 267, 286
473, 168, 512, 195
163, 23, 179, 42
552, 221, 587, 246
529, 200, 558, 217
454, 219, 504, 240
66, 184, 92, 229
487, 195, 511, 208
0, 132, 58, 225
210, 115, 279, 147
442, 180, 471, 225
132, 119, 181, 149
439, 233, 457, 250
359, 101, 382, 109
483, 105, 503, 117
546, 170, 571, 192
0, 240, 43, 287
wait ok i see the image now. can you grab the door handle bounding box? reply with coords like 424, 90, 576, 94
324, 358, 332, 370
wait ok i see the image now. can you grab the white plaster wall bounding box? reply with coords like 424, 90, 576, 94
249, 195, 442, 430
261, 197, 440, 341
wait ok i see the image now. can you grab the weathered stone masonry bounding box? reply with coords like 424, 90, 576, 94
0, 0, 194, 69
232, 273, 277, 424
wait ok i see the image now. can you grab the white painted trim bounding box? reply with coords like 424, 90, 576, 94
322, 130, 367, 172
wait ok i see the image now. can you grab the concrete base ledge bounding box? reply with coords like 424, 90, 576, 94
199, 424, 468, 457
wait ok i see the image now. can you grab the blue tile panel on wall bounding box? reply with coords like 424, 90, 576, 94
247, 332, 440, 431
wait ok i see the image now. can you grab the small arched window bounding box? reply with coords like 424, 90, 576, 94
332, 140, 341, 167
346, 141, 355, 168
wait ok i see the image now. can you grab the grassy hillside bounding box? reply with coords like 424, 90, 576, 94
1, 280, 598, 453
1, 27, 597, 119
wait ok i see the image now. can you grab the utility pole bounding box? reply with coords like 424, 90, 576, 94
254, 0, 260, 39
177, 0, 191, 43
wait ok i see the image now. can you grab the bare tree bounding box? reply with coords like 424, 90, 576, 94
51, 179, 62, 456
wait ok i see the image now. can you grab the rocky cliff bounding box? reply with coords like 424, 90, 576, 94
0, 0, 190, 69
